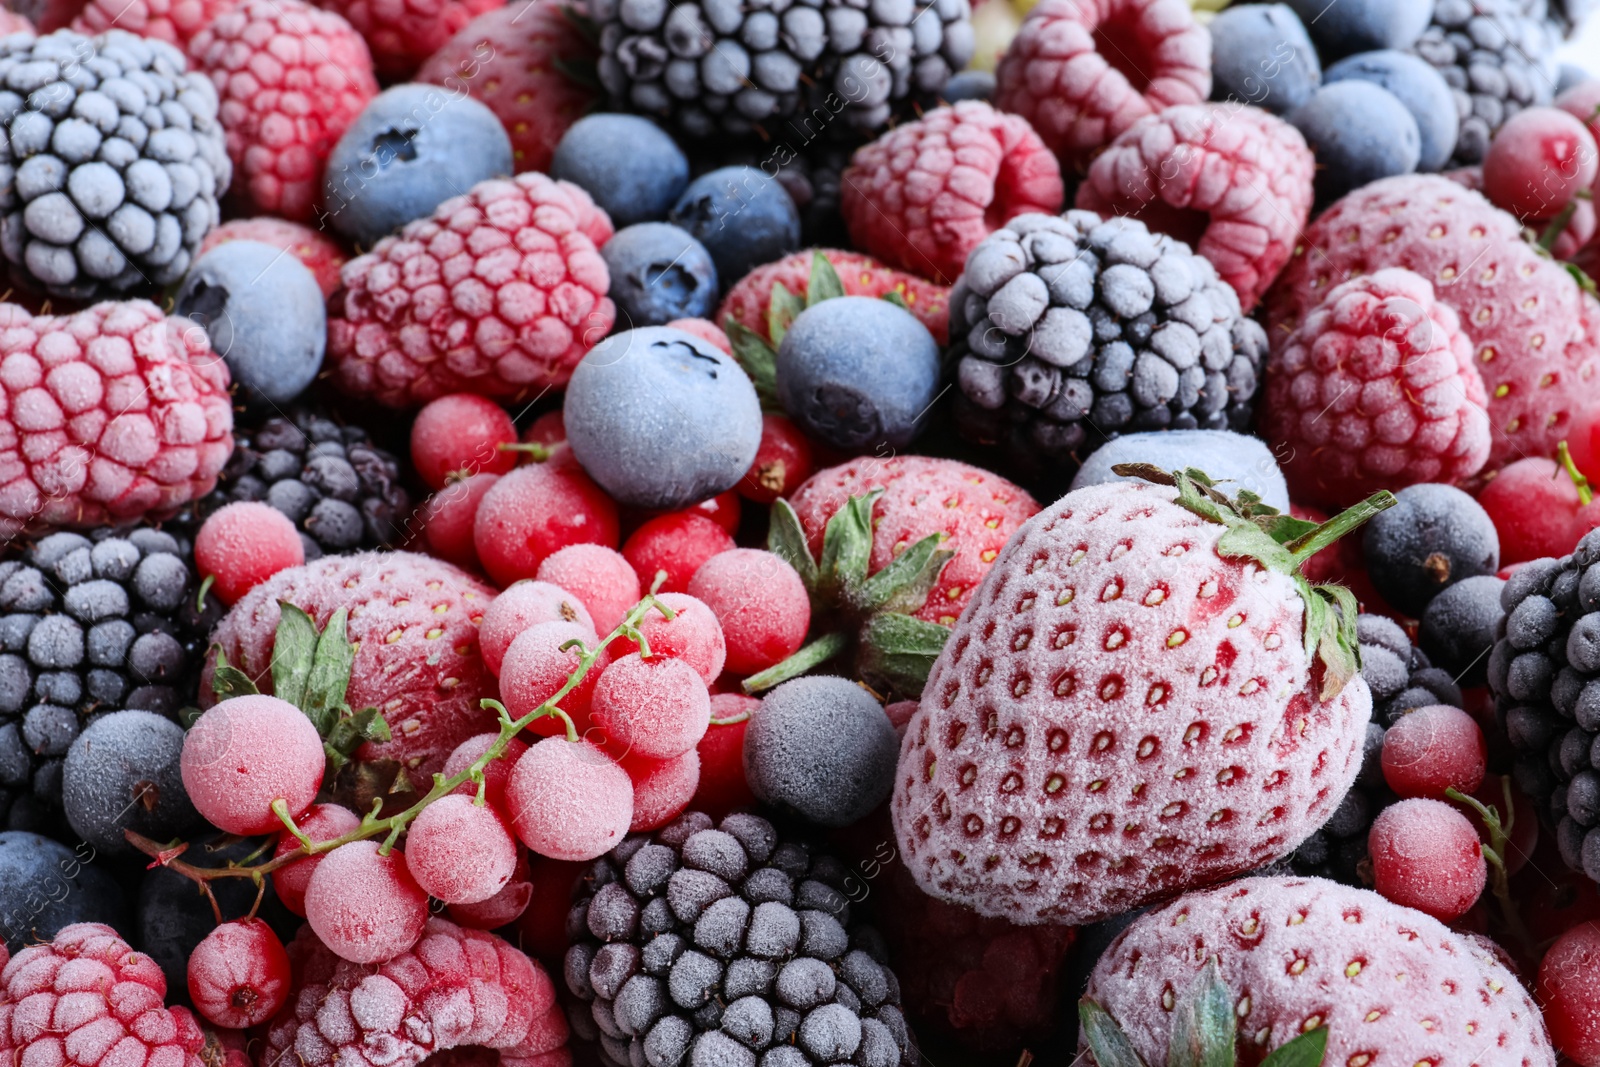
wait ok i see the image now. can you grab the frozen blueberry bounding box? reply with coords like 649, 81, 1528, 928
601, 223, 719, 327
323, 85, 513, 247
1323, 50, 1459, 170
0, 830, 127, 952
175, 240, 325, 408
744, 676, 899, 827
775, 296, 940, 453
1284, 0, 1433, 57
550, 114, 690, 227
1209, 4, 1322, 113
565, 325, 762, 509
1290, 80, 1421, 203
62, 710, 201, 855
668, 166, 800, 286
1070, 429, 1291, 510
1364, 483, 1500, 617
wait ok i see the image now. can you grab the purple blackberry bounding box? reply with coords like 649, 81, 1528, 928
564, 811, 917, 1067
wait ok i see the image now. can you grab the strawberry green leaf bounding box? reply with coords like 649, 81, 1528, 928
1079, 999, 1148, 1067
807, 251, 846, 306
272, 602, 318, 710
1310, 583, 1362, 699
302, 607, 355, 731
767, 282, 804, 347
1167, 960, 1235, 1067
1260, 1027, 1329, 1067
724, 318, 779, 408
210, 648, 259, 700
742, 631, 850, 693
855, 533, 952, 617
817, 490, 882, 600
857, 612, 950, 696
551, 56, 601, 91
178, 705, 203, 728
767, 498, 820, 592
881, 290, 909, 309
1257, 513, 1320, 546
1284, 491, 1396, 563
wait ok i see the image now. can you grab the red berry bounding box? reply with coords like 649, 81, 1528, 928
499, 621, 605, 737
198, 217, 349, 298
187, 918, 291, 1029
665, 317, 732, 354
535, 544, 641, 634
1557, 80, 1600, 153
272, 803, 361, 916
411, 394, 519, 491
884, 699, 918, 733
621, 749, 700, 831
1368, 797, 1487, 922
1476, 456, 1589, 564
615, 592, 727, 685
474, 463, 620, 588
1538, 920, 1600, 1065
304, 840, 430, 963
687, 549, 810, 675
590, 653, 711, 760
182, 695, 324, 835
738, 414, 814, 505
194, 501, 305, 606
405, 794, 519, 904
1483, 107, 1599, 221
443, 732, 529, 811
505, 738, 633, 861
447, 849, 534, 930
622, 511, 736, 593
417, 473, 501, 571
1381, 704, 1488, 799
479, 579, 596, 677
686, 490, 742, 534
514, 854, 587, 960
691, 693, 758, 816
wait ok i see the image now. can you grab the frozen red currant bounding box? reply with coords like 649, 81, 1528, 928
410, 393, 518, 490
187, 919, 291, 1028
688, 549, 810, 675
622, 511, 735, 593
194, 501, 304, 606
505, 738, 633, 861
182, 694, 324, 835
1368, 797, 1486, 922
303, 840, 430, 963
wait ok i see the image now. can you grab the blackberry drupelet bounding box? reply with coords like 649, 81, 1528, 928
593, 0, 975, 139
0, 29, 231, 298
949, 210, 1268, 472
0, 528, 218, 836
1410, 0, 1558, 165
1288, 614, 1465, 885
193, 408, 411, 559
564, 811, 917, 1067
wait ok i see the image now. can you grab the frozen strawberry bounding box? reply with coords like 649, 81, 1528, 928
717, 249, 953, 345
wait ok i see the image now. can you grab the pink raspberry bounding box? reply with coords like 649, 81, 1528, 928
328, 173, 616, 408
0, 924, 206, 1067
188, 0, 379, 221
994, 0, 1210, 174
319, 0, 502, 79
72, 0, 231, 49
1074, 103, 1314, 311
198, 218, 350, 297
1259, 267, 1492, 508
0, 300, 233, 539
840, 101, 1065, 284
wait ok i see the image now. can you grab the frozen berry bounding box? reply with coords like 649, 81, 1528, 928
181, 695, 324, 835
443, 733, 529, 811
536, 544, 641, 634
447, 849, 534, 930
615, 593, 727, 686
410, 394, 519, 491
1478, 456, 1592, 565
500, 621, 605, 736
622, 749, 701, 831
1538, 920, 1600, 1065
693, 694, 758, 816
1289, 81, 1421, 204
187, 918, 291, 1028
622, 512, 737, 596
687, 550, 810, 675
1363, 484, 1501, 617
417, 473, 501, 571
514, 855, 587, 960
1483, 107, 1599, 221
405, 793, 518, 904
601, 223, 720, 327
272, 803, 361, 916
681, 489, 742, 535
473, 463, 621, 588
590, 653, 711, 760
506, 738, 633, 861
62, 710, 203, 855
549, 113, 689, 228
1382, 704, 1488, 798
304, 840, 430, 963
1368, 797, 1487, 921
479, 580, 596, 677
744, 676, 897, 827
740, 414, 814, 505
195, 502, 306, 606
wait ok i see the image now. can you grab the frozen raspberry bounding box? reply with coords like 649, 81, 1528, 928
1266, 174, 1600, 473
589, 652, 710, 760
691, 693, 758, 815
187, 0, 378, 221
613, 592, 726, 685
840, 102, 1066, 284
473, 463, 621, 588
535, 544, 640, 634
994, 0, 1211, 174
182, 694, 324, 835
1539, 920, 1600, 1066
195, 501, 305, 606
417, 0, 598, 174
498, 621, 605, 737
687, 549, 810, 676
0, 8, 33, 33
263, 918, 568, 1067
273, 803, 362, 916
664, 318, 731, 355
187, 919, 290, 1029
621, 748, 700, 831
411, 395, 519, 491
0, 301, 233, 539
406, 794, 519, 905
318, 0, 499, 76
1074, 103, 1315, 311
0, 924, 206, 1067
305, 840, 430, 963
327, 173, 616, 409
479, 580, 596, 677
505, 737, 632, 861
444, 733, 529, 811
621, 512, 735, 594
1259, 268, 1492, 508
738, 414, 814, 505
417, 473, 502, 572
71, 0, 230, 49
1382, 703, 1488, 798
198, 218, 349, 297
1369, 797, 1487, 921
717, 248, 953, 345
448, 850, 534, 930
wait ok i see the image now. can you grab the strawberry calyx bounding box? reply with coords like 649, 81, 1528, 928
749, 488, 955, 698
1080, 958, 1330, 1067
1114, 464, 1396, 700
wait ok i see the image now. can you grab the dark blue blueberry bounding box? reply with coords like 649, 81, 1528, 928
601, 223, 719, 327
550, 114, 690, 228
668, 166, 800, 288
1290, 81, 1421, 203
1364, 483, 1500, 618
1071, 429, 1291, 510
1209, 4, 1322, 113
1324, 50, 1459, 171
62, 710, 202, 856
941, 69, 995, 102
1284, 0, 1433, 58
0, 830, 127, 952
744, 675, 899, 827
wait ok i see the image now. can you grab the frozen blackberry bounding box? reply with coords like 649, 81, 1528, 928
949, 210, 1268, 473
1409, 0, 1558, 165
1288, 613, 1465, 885
563, 811, 917, 1067
0, 29, 231, 299
593, 0, 974, 139
0, 529, 217, 836
191, 407, 411, 559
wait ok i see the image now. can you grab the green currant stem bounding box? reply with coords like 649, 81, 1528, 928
1559, 440, 1594, 506
1446, 784, 1535, 956
195, 574, 214, 614
495, 442, 552, 462
1539, 199, 1581, 252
